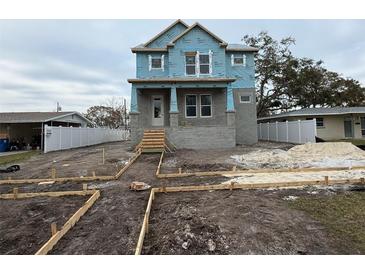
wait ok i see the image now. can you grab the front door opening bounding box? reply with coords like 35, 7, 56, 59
152, 95, 164, 127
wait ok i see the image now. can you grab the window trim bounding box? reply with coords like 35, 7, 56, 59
361, 117, 365, 137
199, 53, 210, 76
231, 53, 246, 67
200, 94, 213, 118
239, 94, 251, 104
185, 51, 212, 76
185, 94, 197, 118
185, 53, 197, 76
151, 56, 163, 70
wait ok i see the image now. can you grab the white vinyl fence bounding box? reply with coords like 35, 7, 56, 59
44, 125, 130, 153
257, 120, 317, 144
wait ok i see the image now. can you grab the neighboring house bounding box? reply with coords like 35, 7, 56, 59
128, 19, 258, 149
0, 112, 91, 150
257, 107, 365, 140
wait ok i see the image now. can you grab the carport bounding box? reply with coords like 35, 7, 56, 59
0, 112, 91, 151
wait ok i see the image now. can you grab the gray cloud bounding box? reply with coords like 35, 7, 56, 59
1, 19, 365, 113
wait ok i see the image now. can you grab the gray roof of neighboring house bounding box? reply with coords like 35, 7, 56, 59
226, 44, 259, 52
0, 112, 90, 124
258, 107, 365, 121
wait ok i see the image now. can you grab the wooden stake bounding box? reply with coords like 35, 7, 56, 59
361, 178, 365, 185
51, 222, 57, 236
92, 171, 96, 178
51, 168, 56, 179
324, 176, 329, 185
102, 148, 105, 165
178, 168, 182, 174
13, 187, 18, 199
83, 183, 88, 191
232, 166, 237, 172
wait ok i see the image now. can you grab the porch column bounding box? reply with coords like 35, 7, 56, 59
169, 86, 179, 128
130, 85, 141, 146
130, 85, 138, 113
226, 83, 236, 127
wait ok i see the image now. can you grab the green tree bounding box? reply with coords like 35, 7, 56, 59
243, 32, 365, 117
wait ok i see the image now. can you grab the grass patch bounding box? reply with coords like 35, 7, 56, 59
288, 191, 365, 254
0, 151, 40, 166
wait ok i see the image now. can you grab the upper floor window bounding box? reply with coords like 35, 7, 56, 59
231, 54, 246, 66
185, 53, 196, 75
148, 55, 164, 71
185, 51, 212, 76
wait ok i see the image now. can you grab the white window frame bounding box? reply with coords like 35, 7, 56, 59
200, 94, 213, 118
149, 55, 164, 70
185, 53, 197, 76
199, 52, 211, 76
185, 94, 197, 118
239, 94, 251, 103
185, 50, 212, 76
231, 53, 246, 66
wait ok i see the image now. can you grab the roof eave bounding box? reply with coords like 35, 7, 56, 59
128, 78, 236, 84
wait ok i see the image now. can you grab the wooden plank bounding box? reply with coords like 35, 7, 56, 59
135, 189, 155, 255
155, 151, 164, 176
156, 165, 365, 179
35, 190, 100, 255
114, 150, 141, 179
0, 150, 141, 185
0, 189, 96, 200
153, 178, 364, 193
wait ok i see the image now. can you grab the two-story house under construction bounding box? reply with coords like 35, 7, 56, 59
128, 20, 258, 149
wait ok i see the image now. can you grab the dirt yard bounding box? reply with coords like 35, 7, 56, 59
142, 186, 365, 255
0, 141, 135, 180
0, 140, 364, 255
0, 195, 88, 254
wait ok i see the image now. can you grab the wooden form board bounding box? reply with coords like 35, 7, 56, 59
0, 186, 100, 255
155, 152, 365, 178
35, 190, 100, 255
134, 176, 365, 255
0, 150, 141, 185
135, 189, 155, 255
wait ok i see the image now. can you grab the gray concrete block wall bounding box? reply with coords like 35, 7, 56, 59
234, 88, 258, 144
167, 126, 235, 149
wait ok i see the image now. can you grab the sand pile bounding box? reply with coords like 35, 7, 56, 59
231, 142, 365, 169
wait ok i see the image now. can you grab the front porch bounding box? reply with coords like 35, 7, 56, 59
129, 79, 237, 149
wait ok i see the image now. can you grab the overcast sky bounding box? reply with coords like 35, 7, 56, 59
1, 19, 365, 113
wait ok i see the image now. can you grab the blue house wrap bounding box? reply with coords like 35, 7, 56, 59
128, 20, 258, 149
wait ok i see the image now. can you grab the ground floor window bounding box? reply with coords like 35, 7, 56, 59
200, 95, 212, 117
316, 117, 324, 127
185, 95, 197, 118
361, 117, 365, 136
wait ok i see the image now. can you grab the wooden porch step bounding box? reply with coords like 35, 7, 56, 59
140, 129, 167, 154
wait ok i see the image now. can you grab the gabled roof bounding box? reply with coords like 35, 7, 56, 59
0, 112, 91, 124
167, 22, 228, 47
257, 107, 365, 121
143, 19, 189, 47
